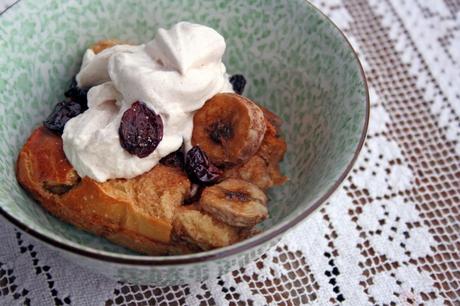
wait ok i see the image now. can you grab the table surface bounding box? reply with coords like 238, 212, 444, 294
1, 0, 459, 305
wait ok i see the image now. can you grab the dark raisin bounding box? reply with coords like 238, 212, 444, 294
43, 100, 83, 134
160, 150, 185, 169
64, 77, 88, 110
185, 146, 222, 185
229, 74, 247, 95
119, 101, 163, 158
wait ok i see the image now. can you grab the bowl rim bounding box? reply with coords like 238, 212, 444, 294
0, 0, 370, 266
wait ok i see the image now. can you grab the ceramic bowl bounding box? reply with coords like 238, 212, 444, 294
0, 0, 368, 285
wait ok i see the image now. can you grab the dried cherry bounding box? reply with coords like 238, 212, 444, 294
185, 146, 222, 185
118, 101, 163, 158
160, 150, 185, 169
64, 77, 88, 110
229, 74, 247, 95
43, 100, 83, 134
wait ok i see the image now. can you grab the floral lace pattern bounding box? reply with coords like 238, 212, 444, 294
0, 0, 459, 304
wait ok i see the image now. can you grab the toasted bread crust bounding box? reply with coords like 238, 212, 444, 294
16, 127, 192, 254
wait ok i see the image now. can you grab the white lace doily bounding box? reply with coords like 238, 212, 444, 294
1, 0, 459, 305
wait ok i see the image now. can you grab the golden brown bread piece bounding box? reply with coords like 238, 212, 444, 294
16, 127, 254, 255
17, 127, 193, 254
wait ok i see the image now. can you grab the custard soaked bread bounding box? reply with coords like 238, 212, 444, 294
17, 127, 250, 254
17, 127, 193, 254
17, 93, 286, 255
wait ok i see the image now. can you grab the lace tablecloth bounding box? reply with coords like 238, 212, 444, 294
1, 0, 459, 305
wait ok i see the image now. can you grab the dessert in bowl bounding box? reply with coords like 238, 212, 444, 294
17, 22, 287, 255
0, 0, 368, 284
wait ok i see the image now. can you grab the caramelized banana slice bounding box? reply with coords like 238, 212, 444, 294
224, 119, 287, 190
200, 178, 268, 227
172, 205, 240, 250
192, 93, 266, 167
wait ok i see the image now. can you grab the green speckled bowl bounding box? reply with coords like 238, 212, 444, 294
0, 0, 368, 285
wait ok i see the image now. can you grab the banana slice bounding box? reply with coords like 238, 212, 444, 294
224, 119, 287, 190
200, 178, 268, 227
192, 93, 266, 167
172, 205, 241, 250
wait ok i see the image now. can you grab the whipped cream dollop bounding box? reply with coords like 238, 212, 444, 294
63, 22, 233, 182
